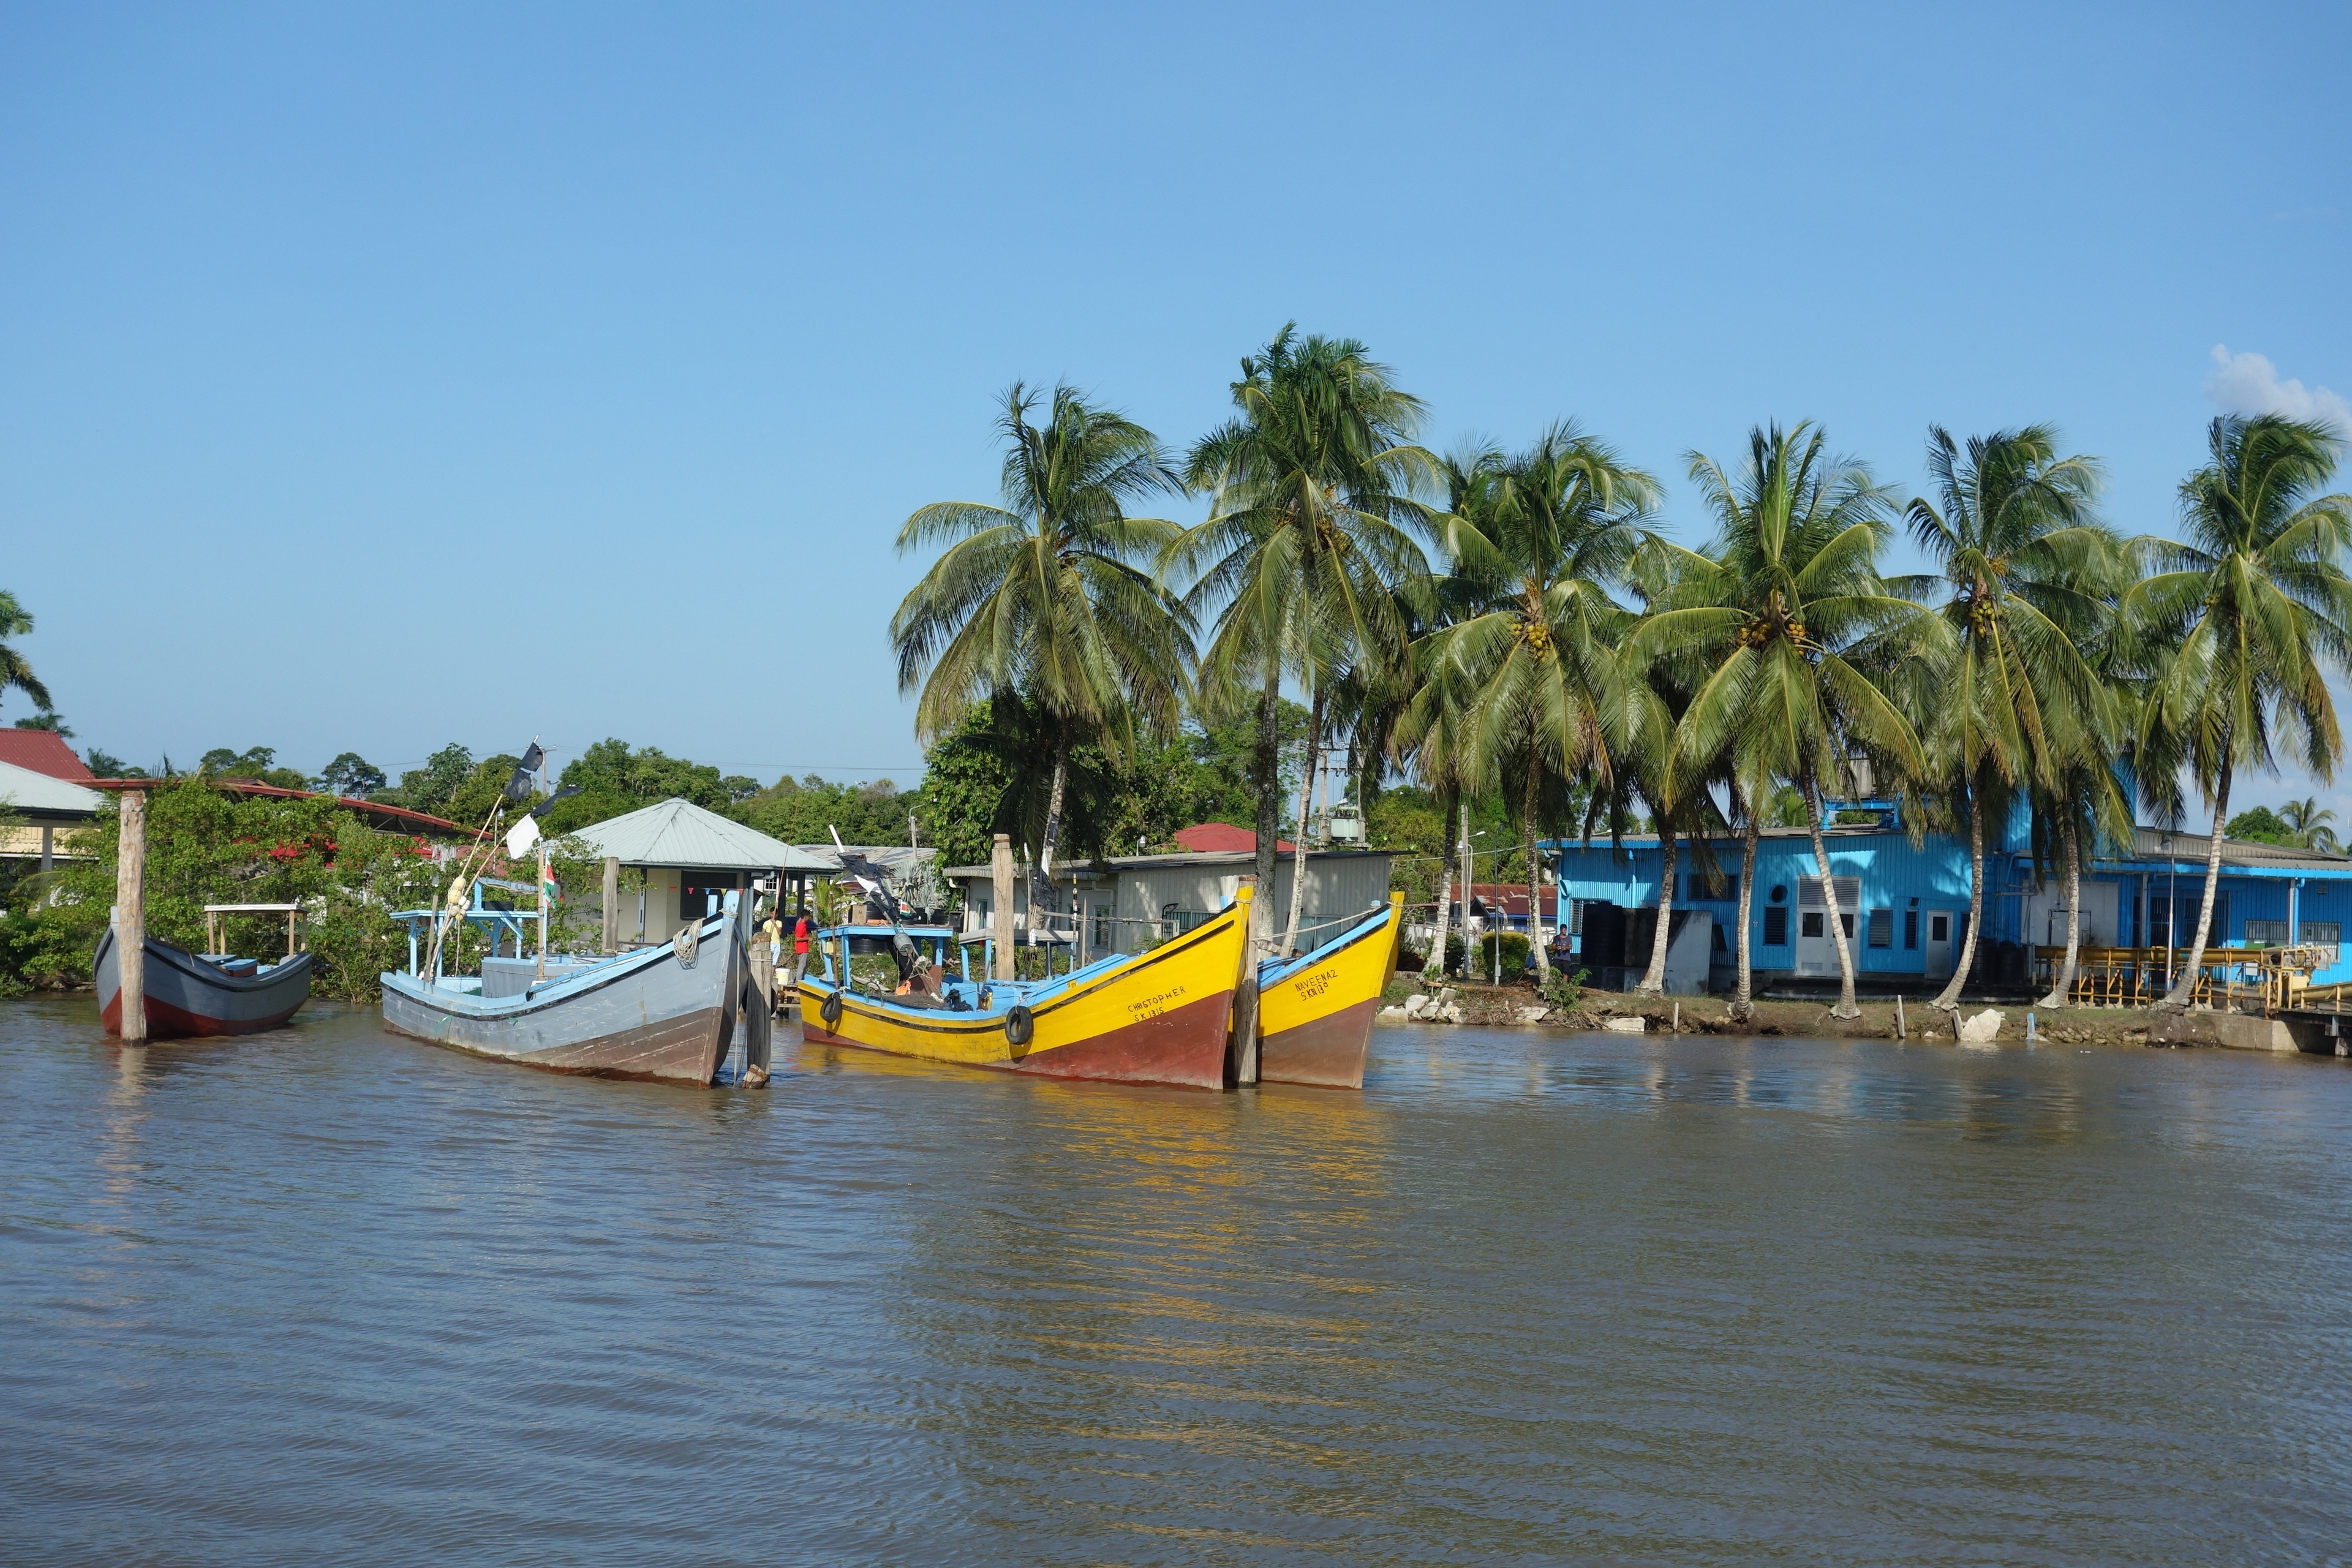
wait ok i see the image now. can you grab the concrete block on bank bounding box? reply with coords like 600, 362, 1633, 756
2148, 1011, 2301, 1052
1602, 1016, 1646, 1034
1958, 1009, 2004, 1044
1516, 1006, 1550, 1024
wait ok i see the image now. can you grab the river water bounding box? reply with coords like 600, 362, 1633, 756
5, 999, 2350, 1566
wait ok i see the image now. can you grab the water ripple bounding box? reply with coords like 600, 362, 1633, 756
4, 998, 2350, 1564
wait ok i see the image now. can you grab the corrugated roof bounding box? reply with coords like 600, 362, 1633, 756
566, 797, 834, 870
2124, 826, 2352, 873
0, 757, 105, 815
0, 730, 94, 782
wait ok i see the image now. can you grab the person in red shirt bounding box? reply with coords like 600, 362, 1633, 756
790, 905, 812, 989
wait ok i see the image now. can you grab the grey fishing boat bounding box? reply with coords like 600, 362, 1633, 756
380, 886, 769, 1087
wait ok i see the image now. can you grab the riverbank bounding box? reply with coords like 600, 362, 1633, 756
1387, 978, 2174, 1046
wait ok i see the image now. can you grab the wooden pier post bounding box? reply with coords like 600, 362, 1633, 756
990, 832, 1015, 981
116, 789, 146, 1043
601, 856, 620, 954
1895, 993, 1907, 1040
1230, 877, 1261, 1086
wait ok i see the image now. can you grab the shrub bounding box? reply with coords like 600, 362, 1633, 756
1442, 931, 1532, 979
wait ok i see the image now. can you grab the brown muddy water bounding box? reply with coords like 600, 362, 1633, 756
4, 998, 2349, 1566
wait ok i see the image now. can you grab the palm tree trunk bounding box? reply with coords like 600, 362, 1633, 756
2163, 758, 2232, 1011
1525, 763, 1549, 983
1804, 777, 1861, 1019
1281, 686, 1323, 956
1638, 822, 1678, 995
1458, 798, 1474, 979
1732, 788, 1758, 1024
2041, 809, 2083, 1009
1426, 823, 1455, 986
1933, 771, 1986, 1012
1033, 731, 1070, 918
1250, 660, 1281, 964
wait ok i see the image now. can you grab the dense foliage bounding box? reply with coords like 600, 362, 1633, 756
0, 781, 608, 1000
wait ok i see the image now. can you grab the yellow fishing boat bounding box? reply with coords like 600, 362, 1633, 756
801, 887, 1254, 1091
1254, 892, 1404, 1089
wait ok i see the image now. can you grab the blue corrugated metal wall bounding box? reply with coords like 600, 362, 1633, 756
1548, 828, 2352, 986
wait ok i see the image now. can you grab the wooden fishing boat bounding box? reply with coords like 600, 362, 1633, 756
800, 887, 1254, 1091
380, 888, 765, 1087
1254, 892, 1404, 1089
96, 906, 314, 1038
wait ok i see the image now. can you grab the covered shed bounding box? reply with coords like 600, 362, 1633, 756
0, 757, 104, 869
564, 797, 834, 946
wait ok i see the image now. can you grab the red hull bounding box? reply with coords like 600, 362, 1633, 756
802, 989, 1235, 1091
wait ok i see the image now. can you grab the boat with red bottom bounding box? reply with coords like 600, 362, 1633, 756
95, 907, 313, 1038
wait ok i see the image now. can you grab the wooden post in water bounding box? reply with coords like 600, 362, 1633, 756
116, 789, 147, 1043
601, 856, 620, 954
990, 832, 1015, 981
1230, 877, 1261, 1086
1895, 994, 1907, 1040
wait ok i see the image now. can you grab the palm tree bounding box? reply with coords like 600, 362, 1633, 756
891, 383, 1193, 908
1902, 425, 2111, 1010
1413, 426, 1656, 983
1637, 423, 1933, 1019
0, 590, 51, 718
2128, 415, 2352, 1009
1170, 326, 1437, 959
2280, 796, 2342, 853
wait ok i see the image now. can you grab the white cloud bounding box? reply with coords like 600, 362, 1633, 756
2204, 344, 2352, 436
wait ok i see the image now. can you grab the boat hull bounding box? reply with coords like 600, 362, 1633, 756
801, 895, 1250, 1091
380, 914, 739, 1087
1255, 893, 1403, 1090
95, 925, 312, 1039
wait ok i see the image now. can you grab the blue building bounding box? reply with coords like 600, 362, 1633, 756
1545, 811, 2352, 996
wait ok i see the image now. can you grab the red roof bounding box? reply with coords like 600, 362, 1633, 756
1466, 882, 1561, 918
1173, 823, 1295, 854
0, 729, 95, 782
90, 777, 471, 836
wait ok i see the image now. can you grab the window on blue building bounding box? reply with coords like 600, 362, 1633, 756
1868, 909, 1893, 948
1763, 905, 1788, 945
1684, 872, 1737, 903
1904, 910, 1918, 949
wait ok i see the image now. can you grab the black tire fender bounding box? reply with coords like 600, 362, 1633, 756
1004, 1003, 1035, 1047
820, 989, 844, 1028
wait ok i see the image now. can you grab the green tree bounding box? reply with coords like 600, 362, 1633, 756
1173, 325, 1436, 958
891, 383, 1191, 911
2277, 797, 2340, 853
2224, 804, 2294, 843
1899, 425, 2114, 1009
547, 737, 753, 831
0, 781, 447, 1000
1639, 423, 1932, 1019
0, 590, 51, 719
1421, 423, 1657, 983
387, 744, 477, 817
746, 774, 913, 849
13, 710, 70, 736
197, 745, 312, 791
2129, 415, 2352, 1008
318, 753, 388, 797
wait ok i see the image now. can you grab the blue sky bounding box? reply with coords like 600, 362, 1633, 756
4, 2, 2349, 818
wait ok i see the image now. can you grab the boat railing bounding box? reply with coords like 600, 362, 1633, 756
203, 902, 307, 963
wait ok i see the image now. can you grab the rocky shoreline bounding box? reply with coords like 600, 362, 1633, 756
1378, 981, 2349, 1054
